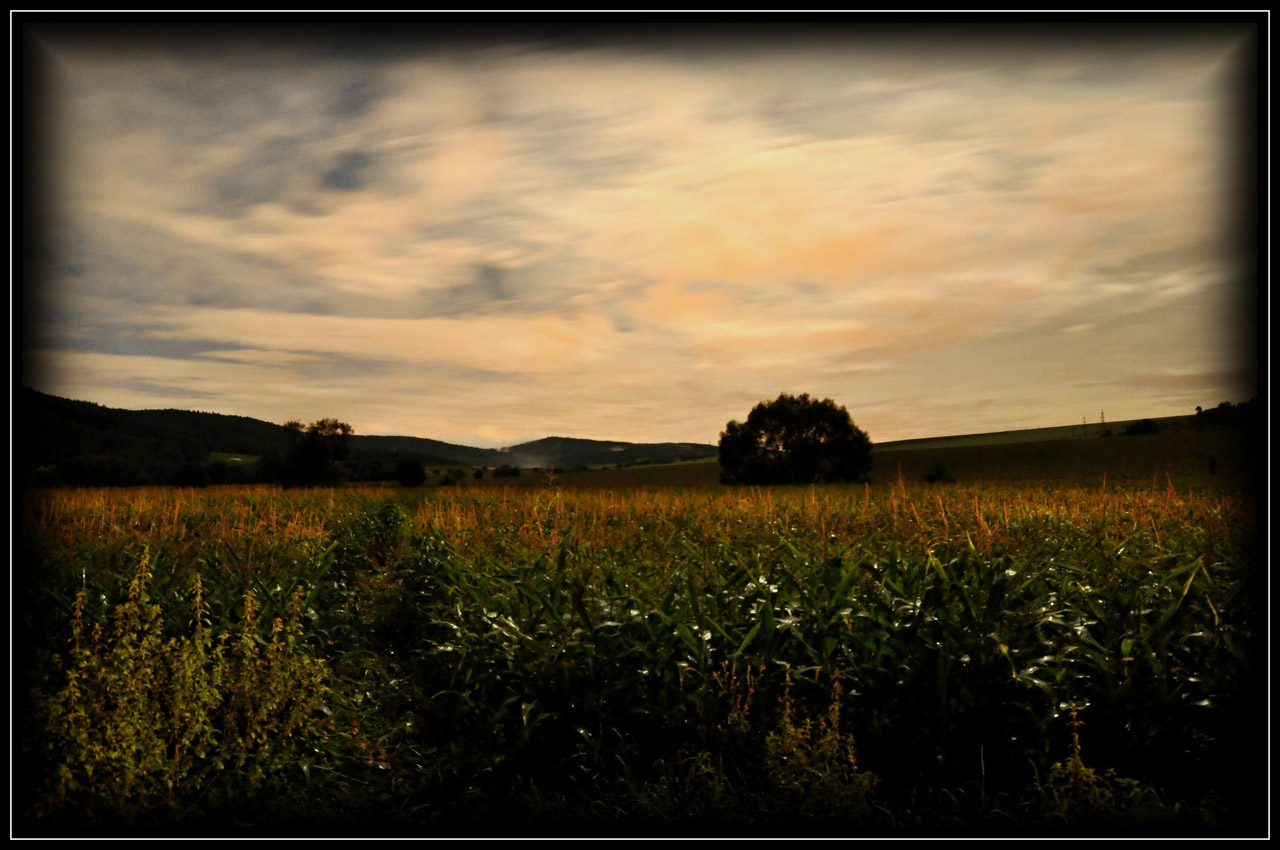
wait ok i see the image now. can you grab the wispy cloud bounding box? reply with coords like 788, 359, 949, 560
23, 23, 1257, 445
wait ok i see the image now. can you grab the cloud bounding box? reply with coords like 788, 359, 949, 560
321, 150, 375, 192
24, 25, 1255, 445
1075, 367, 1257, 403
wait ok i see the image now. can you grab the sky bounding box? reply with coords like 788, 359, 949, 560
20, 21, 1261, 448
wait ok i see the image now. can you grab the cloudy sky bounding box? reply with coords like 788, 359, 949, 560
21, 21, 1259, 448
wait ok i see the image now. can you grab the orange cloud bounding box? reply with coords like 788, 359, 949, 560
632, 281, 739, 323
135, 303, 619, 377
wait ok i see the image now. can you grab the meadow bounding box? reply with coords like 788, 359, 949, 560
15, 447, 1264, 835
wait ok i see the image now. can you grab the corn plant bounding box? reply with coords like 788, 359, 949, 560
17, 477, 1262, 835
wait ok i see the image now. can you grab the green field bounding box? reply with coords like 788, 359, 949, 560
15, 430, 1264, 836
870, 429, 1256, 486
448, 427, 1257, 493
872, 416, 1179, 450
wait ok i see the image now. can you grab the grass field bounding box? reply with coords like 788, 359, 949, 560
871, 416, 1183, 451
450, 427, 1258, 493
15, 430, 1265, 836
869, 429, 1257, 487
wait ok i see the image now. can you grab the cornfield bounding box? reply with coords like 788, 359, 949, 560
16, 476, 1264, 835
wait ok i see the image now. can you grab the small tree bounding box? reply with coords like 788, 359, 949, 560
719, 393, 871, 485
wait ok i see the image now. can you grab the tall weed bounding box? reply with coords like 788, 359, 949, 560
28, 548, 329, 828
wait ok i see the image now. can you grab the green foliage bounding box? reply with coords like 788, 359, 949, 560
30, 549, 329, 828
1045, 704, 1120, 821
719, 393, 872, 485
17, 479, 1262, 835
332, 498, 408, 574
762, 668, 875, 820
1030, 702, 1192, 832
622, 663, 875, 830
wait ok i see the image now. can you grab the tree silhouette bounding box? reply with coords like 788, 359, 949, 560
281, 418, 353, 487
719, 393, 872, 485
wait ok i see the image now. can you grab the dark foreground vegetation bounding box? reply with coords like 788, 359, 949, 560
16, 464, 1264, 836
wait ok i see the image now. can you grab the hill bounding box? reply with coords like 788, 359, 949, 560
346, 434, 505, 471
502, 436, 717, 469
871, 409, 1245, 451
869, 427, 1260, 489
19, 388, 1258, 489
17, 389, 718, 486
486, 425, 1261, 492
469, 402, 1261, 491
23, 388, 296, 486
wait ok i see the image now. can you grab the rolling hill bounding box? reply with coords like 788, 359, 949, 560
18, 388, 719, 486
19, 388, 1257, 489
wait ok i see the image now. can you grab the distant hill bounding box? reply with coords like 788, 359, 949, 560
344, 433, 718, 471
18, 388, 718, 486
22, 388, 296, 486
874, 401, 1259, 452
346, 434, 505, 471
501, 436, 717, 469
19, 388, 1255, 488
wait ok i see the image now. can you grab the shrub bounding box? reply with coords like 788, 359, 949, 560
1122, 419, 1160, 436
29, 549, 329, 827
763, 669, 875, 820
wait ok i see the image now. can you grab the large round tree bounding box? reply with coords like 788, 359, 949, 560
718, 393, 872, 485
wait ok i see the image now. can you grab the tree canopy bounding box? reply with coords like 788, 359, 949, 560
280, 418, 353, 487
718, 393, 871, 485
